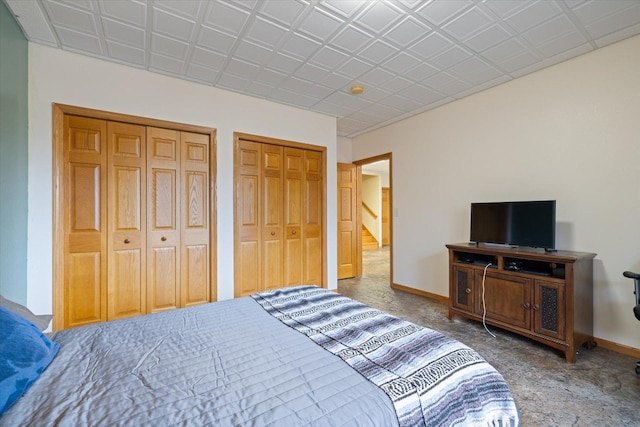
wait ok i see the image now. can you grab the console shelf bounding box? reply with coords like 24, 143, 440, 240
446, 243, 596, 363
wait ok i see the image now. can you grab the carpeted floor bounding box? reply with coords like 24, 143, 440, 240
338, 246, 640, 426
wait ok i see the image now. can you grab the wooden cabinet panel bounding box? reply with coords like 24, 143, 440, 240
477, 271, 531, 330
451, 266, 474, 313
534, 280, 566, 340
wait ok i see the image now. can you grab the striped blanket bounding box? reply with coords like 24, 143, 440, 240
252, 286, 520, 427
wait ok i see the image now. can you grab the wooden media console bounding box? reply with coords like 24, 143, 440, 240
446, 243, 596, 363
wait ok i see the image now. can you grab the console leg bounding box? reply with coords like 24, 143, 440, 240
565, 349, 576, 364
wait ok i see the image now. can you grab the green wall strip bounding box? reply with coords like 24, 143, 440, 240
0, 1, 28, 304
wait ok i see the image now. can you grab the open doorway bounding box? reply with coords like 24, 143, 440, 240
337, 153, 392, 287
359, 158, 391, 282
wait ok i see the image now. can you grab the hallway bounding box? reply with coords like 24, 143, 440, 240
338, 246, 390, 292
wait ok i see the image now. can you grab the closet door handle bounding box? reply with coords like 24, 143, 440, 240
161, 237, 167, 241
533, 304, 540, 311
465, 288, 471, 294
524, 303, 531, 309
124, 238, 131, 244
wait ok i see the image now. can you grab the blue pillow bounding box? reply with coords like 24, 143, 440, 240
0, 306, 59, 415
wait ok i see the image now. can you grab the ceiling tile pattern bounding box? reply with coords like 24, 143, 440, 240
6, 0, 640, 137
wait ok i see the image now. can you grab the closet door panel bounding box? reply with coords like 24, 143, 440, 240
262, 145, 283, 290
66, 164, 103, 325
184, 245, 208, 304
147, 127, 180, 312
236, 140, 261, 296
64, 116, 107, 328
237, 173, 260, 296
110, 249, 144, 318
66, 253, 101, 326
284, 148, 303, 286
181, 132, 210, 306
56, 107, 216, 330
263, 239, 282, 290
235, 137, 325, 295
108, 122, 146, 320
149, 247, 178, 310
303, 150, 323, 286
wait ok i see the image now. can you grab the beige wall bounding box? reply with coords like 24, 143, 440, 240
362, 174, 382, 245
337, 136, 352, 163
352, 35, 640, 350
26, 44, 338, 314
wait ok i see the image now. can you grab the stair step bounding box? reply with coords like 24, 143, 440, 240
362, 226, 378, 249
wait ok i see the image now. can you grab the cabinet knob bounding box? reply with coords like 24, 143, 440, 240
465, 288, 471, 294
533, 304, 540, 311
161, 236, 167, 241
524, 303, 530, 309
292, 230, 297, 235
124, 238, 131, 244
271, 231, 275, 236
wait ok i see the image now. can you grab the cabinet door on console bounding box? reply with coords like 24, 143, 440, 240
534, 280, 566, 340
452, 266, 475, 312
477, 271, 531, 330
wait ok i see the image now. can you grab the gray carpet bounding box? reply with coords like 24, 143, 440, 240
338, 246, 640, 426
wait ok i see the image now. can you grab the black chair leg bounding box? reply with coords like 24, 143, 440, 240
622, 271, 640, 375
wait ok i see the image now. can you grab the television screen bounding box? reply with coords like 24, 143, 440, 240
470, 200, 556, 249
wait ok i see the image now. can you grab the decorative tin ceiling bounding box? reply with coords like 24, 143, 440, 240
6, 0, 640, 137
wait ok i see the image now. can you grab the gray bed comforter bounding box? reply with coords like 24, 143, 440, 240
2, 294, 397, 426
2, 286, 519, 426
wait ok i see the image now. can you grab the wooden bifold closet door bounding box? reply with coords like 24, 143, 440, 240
235, 136, 325, 297
56, 108, 215, 330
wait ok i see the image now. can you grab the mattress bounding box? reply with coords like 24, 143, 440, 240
1, 286, 519, 426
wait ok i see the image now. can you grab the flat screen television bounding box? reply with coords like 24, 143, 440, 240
470, 200, 556, 250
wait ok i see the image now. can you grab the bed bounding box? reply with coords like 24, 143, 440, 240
1, 286, 519, 426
